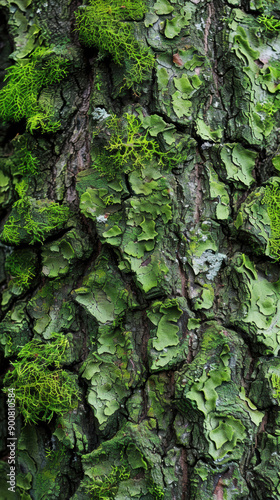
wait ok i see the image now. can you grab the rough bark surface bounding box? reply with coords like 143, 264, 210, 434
1, 0, 280, 499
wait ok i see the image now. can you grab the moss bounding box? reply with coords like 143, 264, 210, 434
3, 333, 80, 424
148, 480, 164, 499
93, 112, 189, 179
1, 197, 70, 245
86, 464, 130, 499
5, 248, 36, 290
262, 184, 280, 259
93, 113, 164, 178
75, 0, 154, 89
258, 14, 280, 32
14, 137, 40, 176
0, 46, 70, 133
271, 372, 280, 402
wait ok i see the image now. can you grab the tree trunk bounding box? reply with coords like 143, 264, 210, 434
1, 0, 280, 498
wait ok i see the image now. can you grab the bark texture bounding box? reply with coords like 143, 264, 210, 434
1, 0, 280, 499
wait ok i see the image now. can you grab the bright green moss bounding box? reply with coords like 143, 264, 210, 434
93, 113, 185, 178
1, 197, 70, 245
258, 15, 280, 31
3, 333, 80, 425
2, 216, 21, 245
0, 46, 70, 133
86, 464, 130, 499
271, 372, 280, 401
94, 113, 164, 178
14, 137, 40, 176
75, 0, 154, 89
262, 184, 280, 259
148, 481, 165, 499
5, 249, 36, 289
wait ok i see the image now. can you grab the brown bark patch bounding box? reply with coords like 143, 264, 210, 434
179, 448, 188, 500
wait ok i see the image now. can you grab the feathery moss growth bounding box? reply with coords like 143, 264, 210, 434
75, 0, 154, 89
1, 194, 70, 245
93, 113, 186, 178
258, 15, 280, 32
262, 184, 280, 259
148, 481, 165, 499
5, 249, 36, 289
14, 137, 40, 176
3, 333, 79, 425
0, 46, 70, 133
93, 113, 164, 178
86, 464, 130, 499
271, 372, 280, 402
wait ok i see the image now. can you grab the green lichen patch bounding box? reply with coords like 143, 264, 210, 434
146, 372, 175, 440
0, 302, 31, 356
249, 358, 280, 408
81, 325, 142, 431
79, 421, 164, 499
0, 167, 12, 207
186, 221, 226, 287
248, 433, 280, 499
5, 248, 37, 291
27, 277, 80, 339
206, 164, 230, 220
189, 460, 249, 500
224, 253, 280, 354
147, 298, 189, 371
91, 113, 164, 179
220, 143, 257, 189
78, 163, 176, 295
54, 414, 89, 454
73, 250, 138, 324
220, 8, 280, 146
262, 181, 280, 259
17, 426, 81, 500
42, 227, 91, 278
175, 323, 263, 462
234, 186, 271, 257
154, 47, 207, 127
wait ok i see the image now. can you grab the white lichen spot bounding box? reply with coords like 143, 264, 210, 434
91, 107, 110, 122
96, 215, 108, 223
193, 250, 227, 280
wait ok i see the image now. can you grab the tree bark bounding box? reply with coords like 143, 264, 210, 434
1, 0, 280, 499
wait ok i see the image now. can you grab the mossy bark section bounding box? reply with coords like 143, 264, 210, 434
1, 0, 280, 499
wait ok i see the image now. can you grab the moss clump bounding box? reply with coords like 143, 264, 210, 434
3, 333, 80, 425
262, 184, 280, 259
1, 193, 70, 245
75, 0, 154, 89
0, 46, 70, 133
93, 113, 187, 178
86, 464, 130, 499
93, 113, 164, 178
258, 15, 280, 32
13, 137, 40, 176
148, 480, 165, 499
271, 372, 280, 402
5, 249, 36, 289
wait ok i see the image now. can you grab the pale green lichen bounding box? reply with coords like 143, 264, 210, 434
225, 253, 280, 354
175, 323, 264, 462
